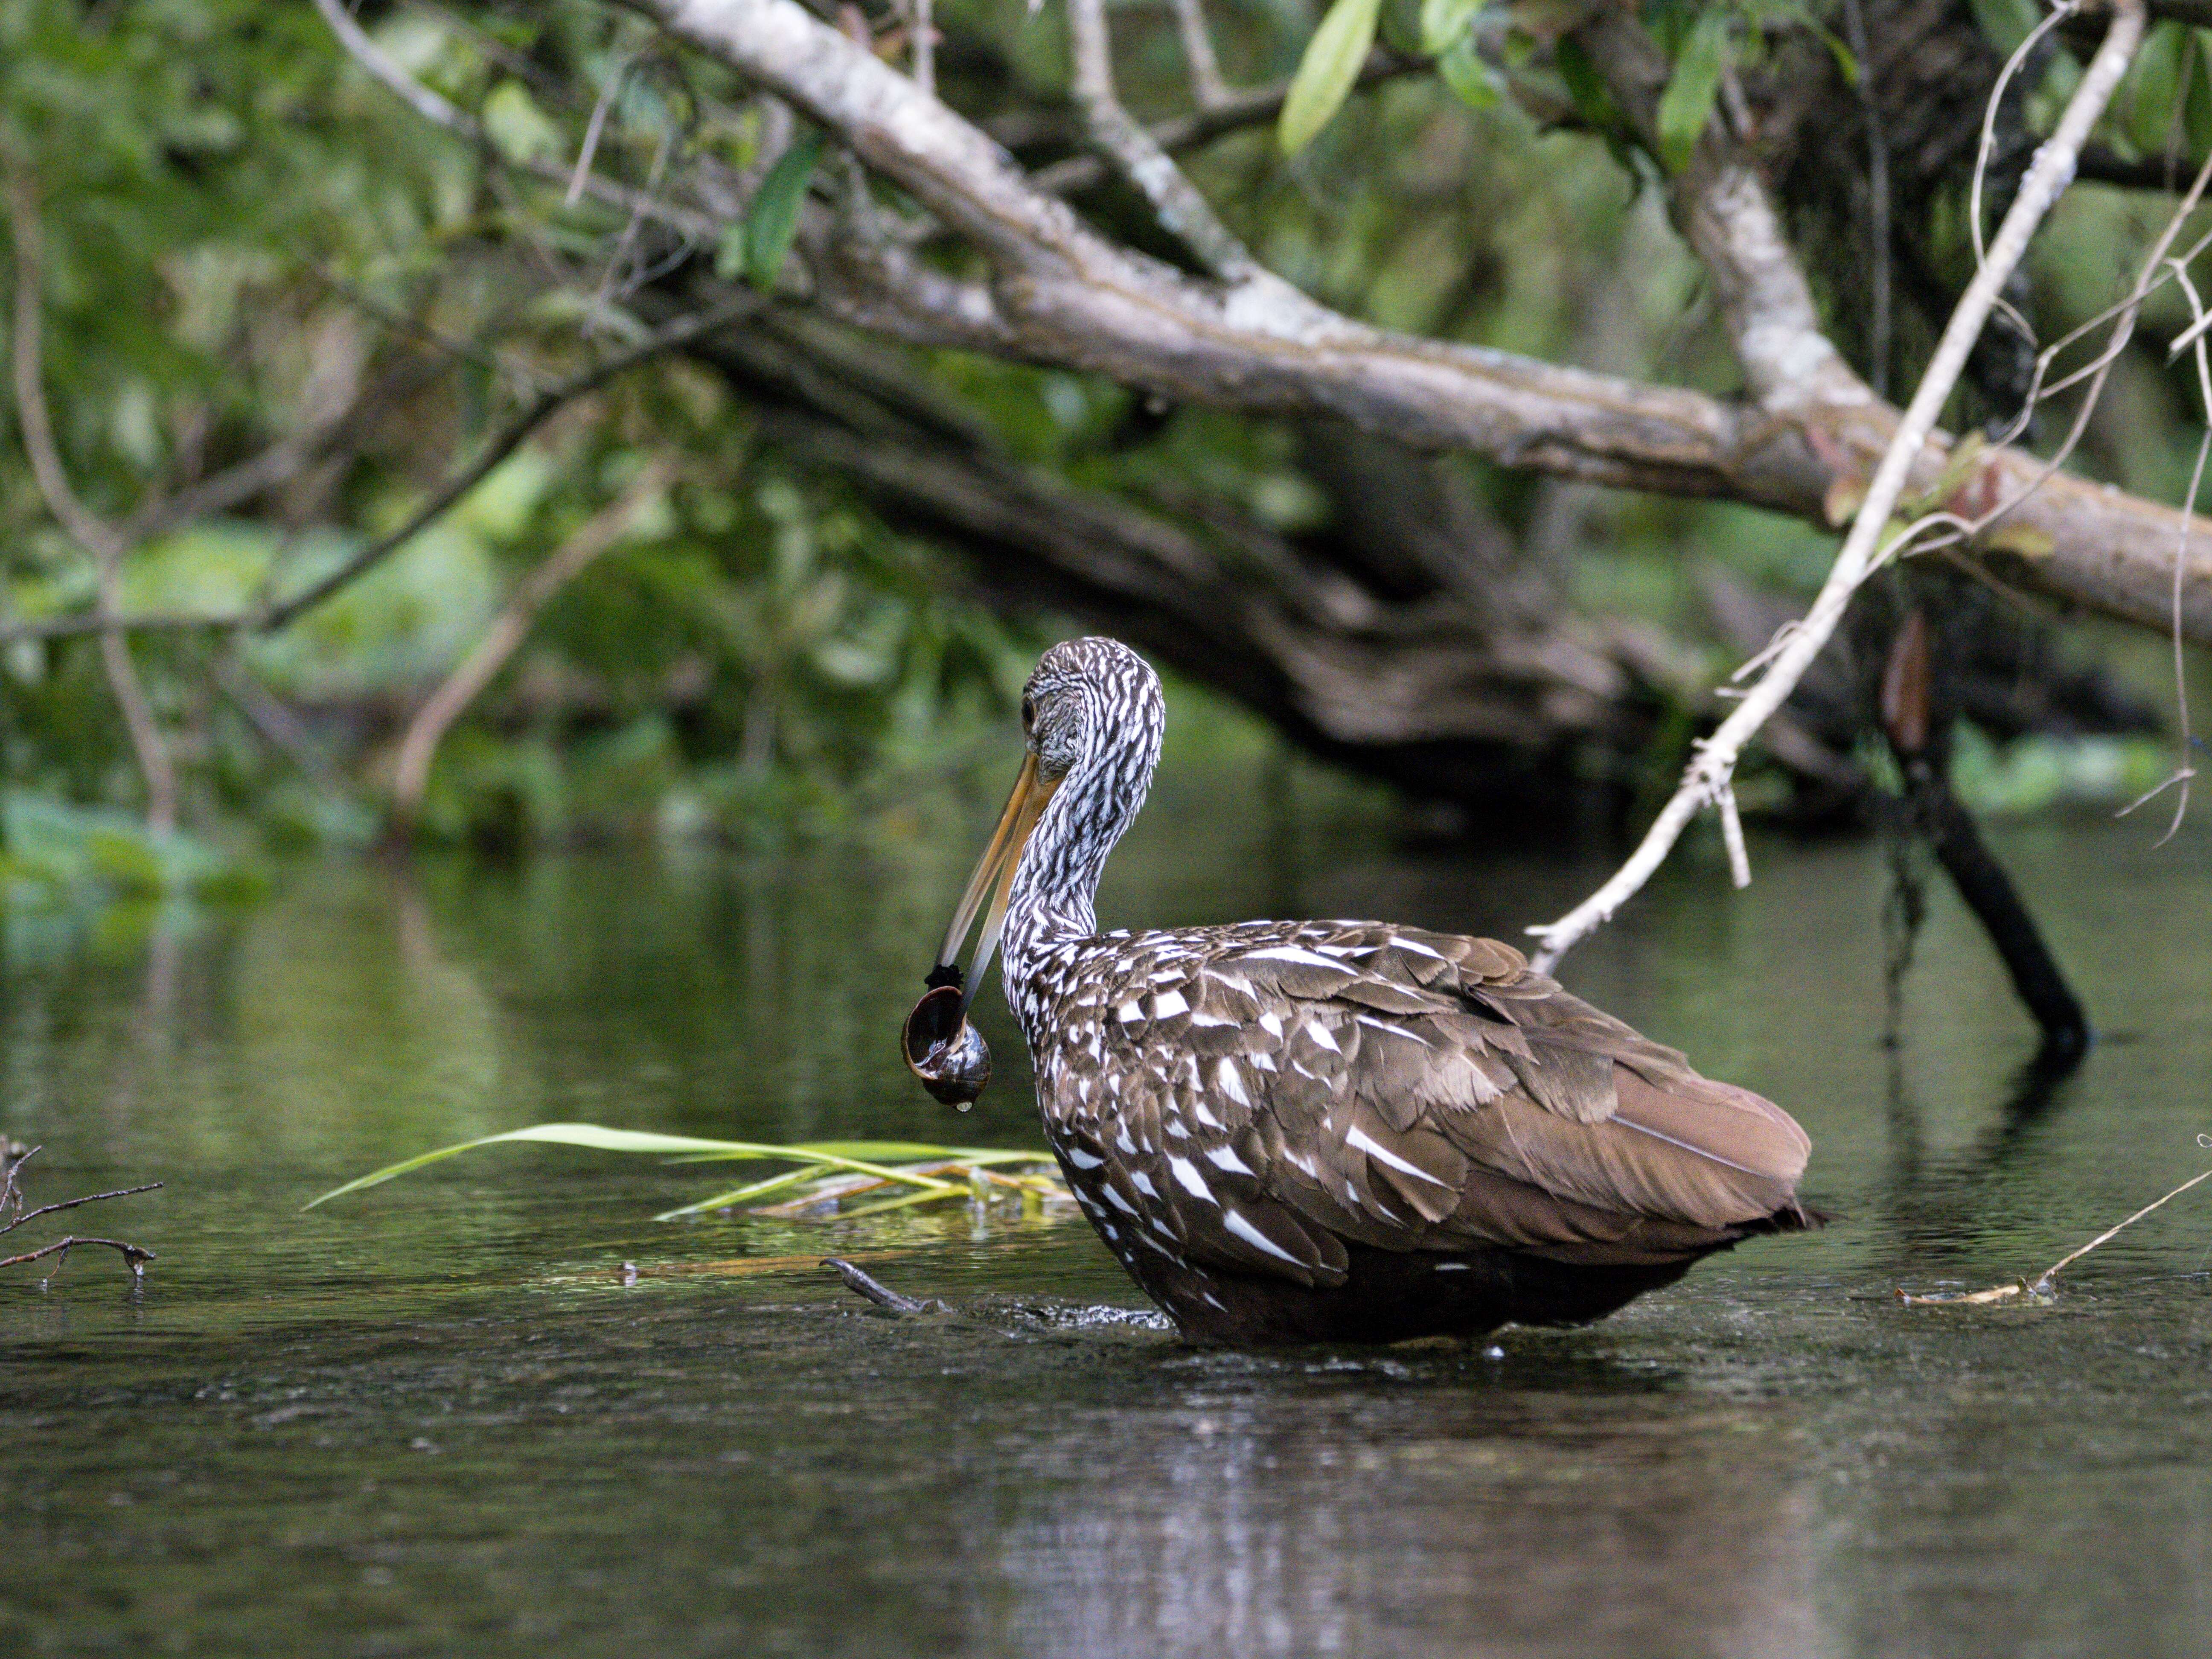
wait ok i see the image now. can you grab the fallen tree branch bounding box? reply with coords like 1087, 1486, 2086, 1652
667, 307, 1702, 805
1526, 0, 2149, 972
628, 0, 2212, 646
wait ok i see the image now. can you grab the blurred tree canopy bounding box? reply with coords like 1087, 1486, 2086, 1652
1, 0, 2207, 873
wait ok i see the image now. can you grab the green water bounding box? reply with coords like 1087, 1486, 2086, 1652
3, 781, 2210, 1657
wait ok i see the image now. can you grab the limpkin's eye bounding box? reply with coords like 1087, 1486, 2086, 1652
1021, 696, 1035, 732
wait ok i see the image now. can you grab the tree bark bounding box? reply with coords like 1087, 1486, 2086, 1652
692, 317, 1661, 804
631, 0, 2212, 646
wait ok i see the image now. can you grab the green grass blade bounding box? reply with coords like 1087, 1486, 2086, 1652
306, 1123, 1054, 1211
657, 1154, 1061, 1222
661, 1141, 1026, 1166
833, 1185, 980, 1221
304, 1123, 768, 1209
652, 1164, 829, 1221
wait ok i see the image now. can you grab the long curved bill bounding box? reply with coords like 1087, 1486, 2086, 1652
935, 751, 1058, 1014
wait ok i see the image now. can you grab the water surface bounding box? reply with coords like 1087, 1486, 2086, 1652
3, 783, 2209, 1658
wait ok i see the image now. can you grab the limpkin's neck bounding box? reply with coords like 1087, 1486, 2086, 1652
1001, 720, 1161, 1037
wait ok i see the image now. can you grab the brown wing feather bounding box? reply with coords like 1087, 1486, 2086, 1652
1041, 919, 1814, 1295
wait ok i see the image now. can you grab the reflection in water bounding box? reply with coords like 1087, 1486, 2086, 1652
1877, 1043, 2092, 1273
982, 1364, 1820, 1659
0, 795, 2209, 1658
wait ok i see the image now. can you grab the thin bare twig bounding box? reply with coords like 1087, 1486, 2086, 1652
1884, 142, 2212, 604
212, 649, 347, 791
0, 1236, 157, 1278
263, 296, 744, 628
1030, 52, 1417, 198
389, 455, 676, 829
0, 1142, 36, 1214
311, 0, 720, 242
2119, 250, 2210, 841
2037, 1161, 2212, 1288
6, 161, 179, 834
910, 0, 935, 100
1526, 0, 2151, 974
569, 53, 638, 207
591, 121, 676, 326
0, 1144, 160, 1283
1968, 1, 2075, 346
1063, 0, 1256, 280
1168, 0, 1232, 110
1899, 1136, 2212, 1304
0, 1182, 163, 1238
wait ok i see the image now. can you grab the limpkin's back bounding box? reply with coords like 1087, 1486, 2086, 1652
1018, 918, 1816, 1343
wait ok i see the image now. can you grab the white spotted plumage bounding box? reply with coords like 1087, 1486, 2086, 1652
977, 637, 1816, 1343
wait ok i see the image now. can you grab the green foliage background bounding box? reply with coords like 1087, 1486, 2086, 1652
0, 0, 2203, 896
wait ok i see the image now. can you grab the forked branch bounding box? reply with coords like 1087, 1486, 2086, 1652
0, 1144, 160, 1284
1526, 0, 2151, 973
6, 163, 179, 834
1065, 0, 1255, 279
389, 455, 677, 830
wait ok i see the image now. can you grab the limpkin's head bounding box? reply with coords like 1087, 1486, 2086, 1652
903, 638, 1163, 1107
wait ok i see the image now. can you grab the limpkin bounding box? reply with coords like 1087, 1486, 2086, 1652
904, 638, 1818, 1345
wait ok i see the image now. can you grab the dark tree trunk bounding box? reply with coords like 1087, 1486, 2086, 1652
1879, 599, 2094, 1060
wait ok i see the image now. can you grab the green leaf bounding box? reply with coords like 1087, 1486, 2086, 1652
1552, 38, 1616, 132
653, 1164, 843, 1220
1967, 0, 2041, 55
1280, 0, 1387, 157
2122, 22, 2189, 155
83, 829, 166, 896
1764, 1, 1857, 85
1438, 39, 1503, 108
1419, 0, 1485, 56
1655, 9, 1730, 175
745, 128, 825, 291
714, 221, 748, 282
2187, 30, 2212, 163
669, 1141, 1038, 1164
481, 80, 564, 167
